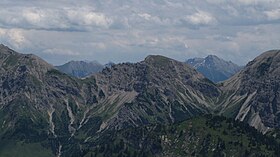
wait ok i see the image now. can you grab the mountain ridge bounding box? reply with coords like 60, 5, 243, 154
0, 45, 280, 156
0, 45, 221, 156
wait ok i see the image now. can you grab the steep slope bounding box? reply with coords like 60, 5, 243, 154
218, 50, 280, 133
186, 55, 242, 83
55, 60, 104, 78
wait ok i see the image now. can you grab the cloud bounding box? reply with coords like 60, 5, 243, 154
138, 13, 152, 20
0, 0, 280, 66
265, 9, 280, 20
0, 28, 29, 49
185, 10, 216, 26
0, 7, 113, 31
66, 9, 113, 28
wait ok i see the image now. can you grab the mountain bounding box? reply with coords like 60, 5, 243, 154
55, 60, 104, 78
186, 55, 242, 83
218, 50, 280, 133
1, 45, 280, 156
93, 55, 221, 130
0, 45, 220, 156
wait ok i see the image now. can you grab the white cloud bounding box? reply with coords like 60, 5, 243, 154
67, 9, 113, 28
0, 29, 5, 36
23, 9, 43, 25
138, 13, 152, 20
0, 28, 29, 49
186, 10, 216, 25
265, 9, 280, 20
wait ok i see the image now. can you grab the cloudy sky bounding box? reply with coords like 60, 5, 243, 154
0, 0, 279, 65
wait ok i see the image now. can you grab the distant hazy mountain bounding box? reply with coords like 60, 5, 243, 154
186, 55, 242, 83
55, 60, 104, 78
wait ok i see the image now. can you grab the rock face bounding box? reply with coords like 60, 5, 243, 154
218, 50, 280, 133
186, 55, 242, 83
55, 60, 104, 78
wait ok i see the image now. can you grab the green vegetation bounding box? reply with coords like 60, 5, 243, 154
0, 140, 54, 157
83, 115, 280, 157
3, 113, 279, 157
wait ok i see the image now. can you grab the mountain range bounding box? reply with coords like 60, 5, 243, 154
186, 55, 242, 83
57, 55, 242, 82
0, 44, 279, 156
